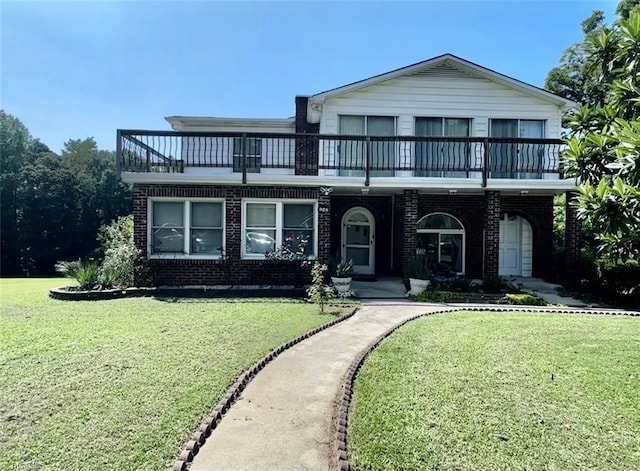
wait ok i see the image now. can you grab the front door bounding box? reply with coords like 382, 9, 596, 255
499, 213, 521, 276
342, 208, 375, 275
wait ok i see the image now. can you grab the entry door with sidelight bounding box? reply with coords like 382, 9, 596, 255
499, 213, 521, 276
342, 208, 375, 275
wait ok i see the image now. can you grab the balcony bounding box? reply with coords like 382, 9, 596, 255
118, 130, 566, 187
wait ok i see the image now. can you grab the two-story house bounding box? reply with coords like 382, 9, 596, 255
118, 54, 578, 287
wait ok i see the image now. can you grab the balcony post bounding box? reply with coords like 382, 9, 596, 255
242, 133, 248, 185
364, 136, 371, 187
482, 138, 489, 187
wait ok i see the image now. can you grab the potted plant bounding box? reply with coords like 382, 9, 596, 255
331, 258, 354, 296
405, 254, 431, 295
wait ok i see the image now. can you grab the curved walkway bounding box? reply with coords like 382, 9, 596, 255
189, 302, 638, 471
189, 301, 448, 471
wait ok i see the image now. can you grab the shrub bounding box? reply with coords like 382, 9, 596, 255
98, 215, 139, 288
405, 254, 430, 280
434, 276, 474, 293
481, 277, 521, 294
334, 259, 354, 277
596, 258, 640, 304
306, 261, 335, 313
504, 293, 548, 306
409, 289, 454, 303
55, 259, 102, 290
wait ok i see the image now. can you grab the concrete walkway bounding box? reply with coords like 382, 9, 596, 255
189, 302, 449, 471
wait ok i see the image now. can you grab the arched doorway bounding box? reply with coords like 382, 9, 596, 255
416, 213, 465, 274
342, 207, 375, 275
499, 213, 533, 277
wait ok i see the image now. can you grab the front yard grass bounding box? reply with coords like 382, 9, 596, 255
349, 312, 640, 471
0, 278, 346, 471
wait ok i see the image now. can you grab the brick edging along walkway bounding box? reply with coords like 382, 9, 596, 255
172, 306, 358, 471
334, 306, 640, 471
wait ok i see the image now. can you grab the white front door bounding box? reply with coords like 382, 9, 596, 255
342, 208, 375, 275
499, 213, 521, 276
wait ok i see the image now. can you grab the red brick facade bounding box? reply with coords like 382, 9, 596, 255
133, 183, 555, 285
133, 184, 329, 286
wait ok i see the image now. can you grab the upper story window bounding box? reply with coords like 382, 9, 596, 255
338, 115, 396, 177
150, 199, 224, 257
490, 119, 544, 138
415, 117, 471, 177
489, 119, 546, 178
233, 137, 262, 173
242, 200, 316, 259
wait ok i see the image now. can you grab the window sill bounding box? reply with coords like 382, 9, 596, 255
149, 254, 223, 261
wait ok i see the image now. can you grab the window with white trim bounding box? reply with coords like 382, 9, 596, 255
416, 213, 465, 273
242, 200, 316, 258
150, 200, 224, 257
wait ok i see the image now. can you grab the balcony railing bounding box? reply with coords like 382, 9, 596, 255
117, 130, 565, 186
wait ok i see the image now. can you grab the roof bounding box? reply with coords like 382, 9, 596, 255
308, 53, 576, 109
165, 116, 294, 131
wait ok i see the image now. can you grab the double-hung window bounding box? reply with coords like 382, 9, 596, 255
150, 200, 224, 257
233, 137, 262, 173
415, 117, 471, 177
243, 200, 316, 258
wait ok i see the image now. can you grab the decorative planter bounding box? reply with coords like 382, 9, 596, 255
331, 277, 353, 298
408, 278, 430, 295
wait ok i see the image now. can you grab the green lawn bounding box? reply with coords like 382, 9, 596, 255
349, 312, 640, 471
0, 278, 344, 471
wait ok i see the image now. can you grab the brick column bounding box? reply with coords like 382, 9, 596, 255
132, 184, 148, 254
402, 190, 418, 274
226, 188, 242, 284
484, 190, 501, 279
294, 96, 320, 176
564, 191, 581, 277
318, 193, 331, 261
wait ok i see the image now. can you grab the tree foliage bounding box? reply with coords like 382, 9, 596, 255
0, 111, 132, 275
558, 10, 640, 260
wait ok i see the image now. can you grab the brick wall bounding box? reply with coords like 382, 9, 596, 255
409, 193, 554, 279
484, 191, 501, 278
416, 194, 486, 278
330, 195, 393, 274
403, 190, 418, 276
133, 184, 323, 286
392, 192, 405, 274
502, 195, 554, 278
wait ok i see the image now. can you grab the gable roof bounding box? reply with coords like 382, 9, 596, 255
308, 53, 576, 109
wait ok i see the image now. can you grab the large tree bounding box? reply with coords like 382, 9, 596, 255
559, 10, 640, 260
1, 111, 34, 275
0, 112, 132, 276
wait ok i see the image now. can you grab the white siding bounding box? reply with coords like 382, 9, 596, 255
320, 64, 562, 138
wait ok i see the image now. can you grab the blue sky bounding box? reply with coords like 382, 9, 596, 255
2, 0, 618, 153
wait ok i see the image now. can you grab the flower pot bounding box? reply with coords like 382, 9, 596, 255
331, 277, 352, 294
408, 278, 430, 295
